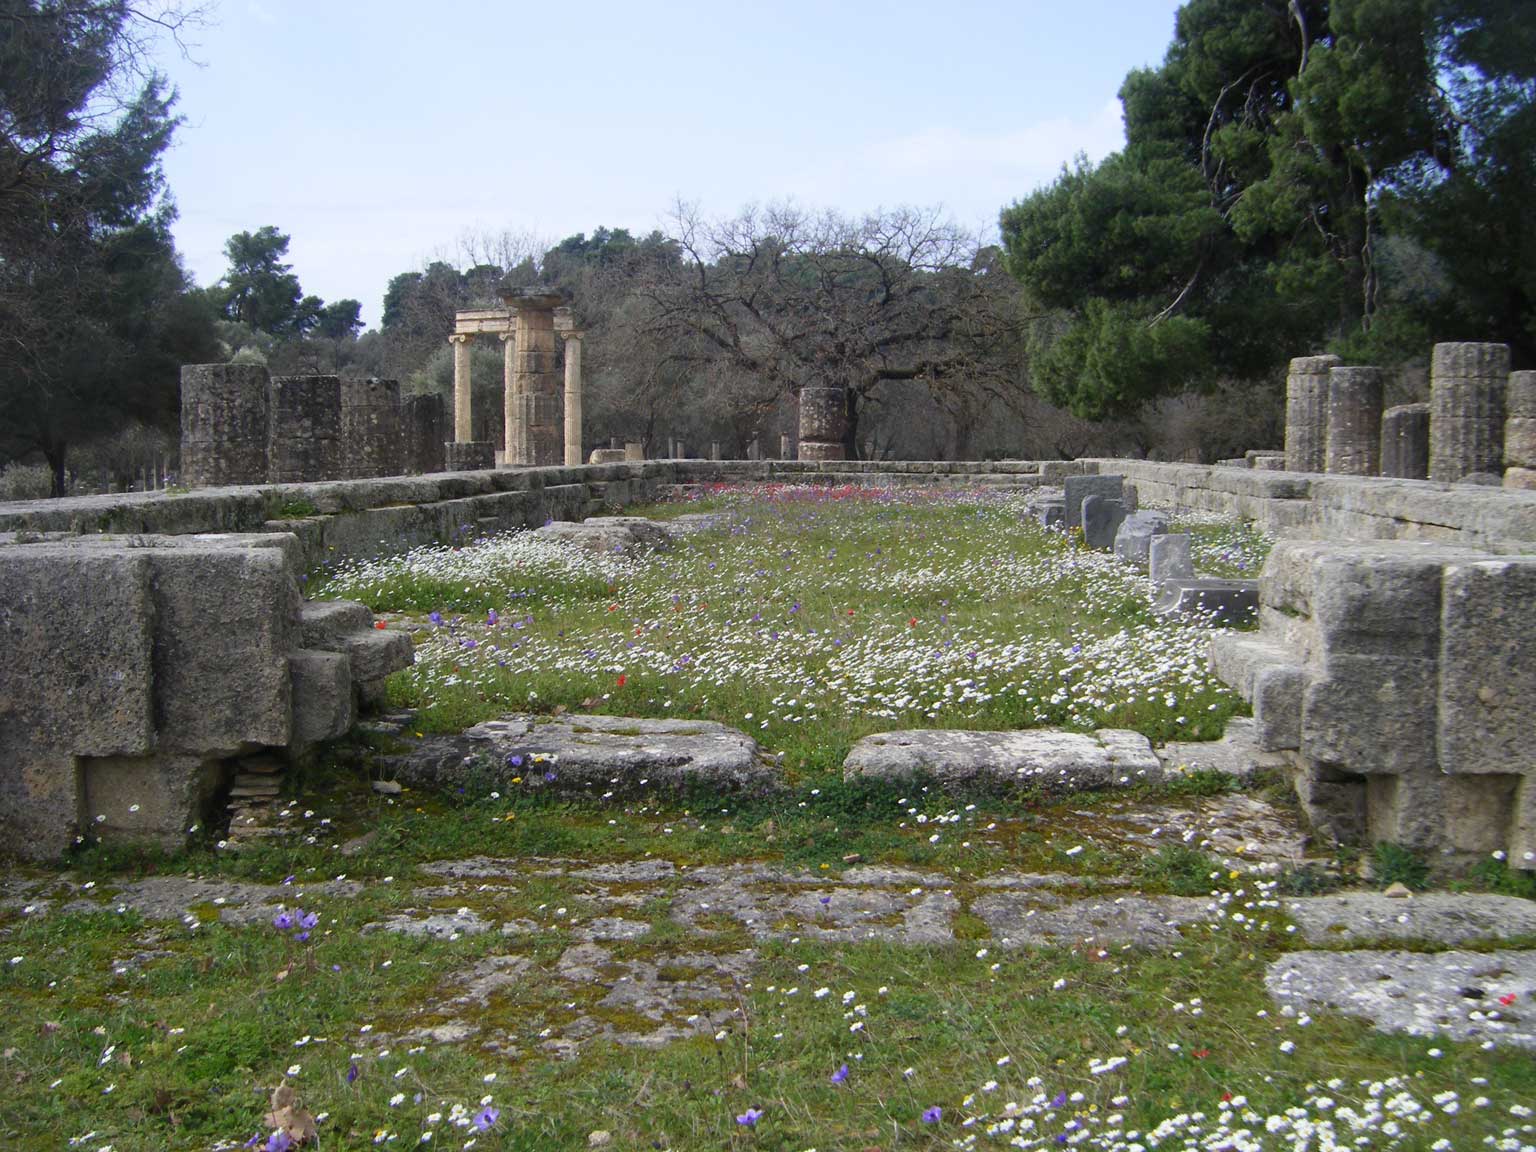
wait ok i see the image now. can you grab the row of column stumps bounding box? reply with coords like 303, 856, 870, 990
1283, 342, 1532, 488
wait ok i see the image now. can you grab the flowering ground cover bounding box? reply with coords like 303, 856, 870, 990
4, 485, 1535, 1151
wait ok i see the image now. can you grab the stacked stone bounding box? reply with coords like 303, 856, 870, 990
1284, 355, 1340, 473
1324, 366, 1384, 476
508, 292, 564, 466
1505, 371, 1536, 490
1430, 342, 1509, 483
1380, 403, 1430, 480
180, 364, 271, 488
798, 386, 847, 461
340, 378, 403, 479
267, 375, 342, 483
401, 393, 445, 474
443, 441, 494, 471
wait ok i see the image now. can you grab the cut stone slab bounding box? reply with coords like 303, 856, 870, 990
368, 908, 494, 939
842, 727, 1161, 789
1152, 578, 1259, 625
1034, 499, 1065, 529
1284, 892, 1536, 945
387, 714, 775, 792
534, 516, 673, 554
1063, 474, 1124, 530
1157, 718, 1287, 781
1149, 533, 1194, 583
1267, 950, 1536, 1049
973, 893, 1214, 949
1113, 510, 1171, 567
1081, 494, 1127, 550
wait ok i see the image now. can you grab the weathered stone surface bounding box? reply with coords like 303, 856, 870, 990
80, 755, 224, 848
843, 728, 1161, 789
1113, 510, 1171, 566
797, 385, 847, 458
1157, 718, 1286, 779
1430, 342, 1509, 483
1506, 372, 1536, 487
1081, 494, 1126, 550
299, 599, 374, 646
389, 714, 773, 792
1284, 892, 1536, 945
401, 393, 445, 474
1063, 474, 1124, 529
588, 448, 627, 464
1034, 499, 1065, 529
1285, 355, 1340, 473
1149, 533, 1193, 583
535, 516, 673, 553
1303, 654, 1439, 778
1380, 403, 1430, 480
1252, 663, 1307, 751
1152, 578, 1258, 625
321, 628, 413, 685
181, 363, 272, 488
340, 378, 402, 480
268, 375, 342, 483
1267, 949, 1536, 1050
1438, 558, 1536, 777
974, 892, 1213, 949
443, 440, 495, 472
1325, 366, 1385, 476
289, 649, 355, 746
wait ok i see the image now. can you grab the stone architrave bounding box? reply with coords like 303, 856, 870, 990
798, 386, 847, 461
1380, 403, 1430, 480
1430, 342, 1509, 483
1284, 354, 1341, 473
450, 334, 473, 443
180, 363, 271, 488
505, 288, 566, 466
1325, 366, 1385, 476
1505, 371, 1536, 490
561, 330, 584, 467
267, 375, 341, 483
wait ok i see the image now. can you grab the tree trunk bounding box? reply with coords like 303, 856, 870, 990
43, 440, 67, 498
843, 388, 861, 460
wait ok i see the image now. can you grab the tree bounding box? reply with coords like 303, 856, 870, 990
0, 0, 218, 494
217, 226, 307, 335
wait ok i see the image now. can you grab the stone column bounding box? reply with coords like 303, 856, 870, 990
180, 363, 271, 488
402, 393, 446, 473
505, 289, 565, 465
1430, 342, 1509, 483
562, 330, 583, 467
450, 334, 473, 443
1325, 366, 1384, 476
268, 375, 342, 483
1380, 403, 1430, 480
1505, 370, 1536, 490
1284, 354, 1340, 473
797, 386, 847, 461
444, 441, 495, 471
500, 331, 517, 464
780, 432, 792, 459
341, 378, 402, 479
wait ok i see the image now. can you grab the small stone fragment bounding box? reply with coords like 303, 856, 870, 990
1383, 881, 1412, 899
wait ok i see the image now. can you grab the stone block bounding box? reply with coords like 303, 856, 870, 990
1292, 768, 1368, 845
1365, 771, 1446, 852
1325, 366, 1385, 476
341, 377, 402, 480
180, 363, 271, 488
588, 448, 628, 464
1063, 474, 1124, 529
1430, 342, 1509, 483
80, 754, 225, 849
402, 393, 446, 474
290, 649, 356, 747
1301, 654, 1439, 776
444, 441, 495, 472
1285, 354, 1340, 473
1034, 499, 1065, 529
1310, 547, 1456, 659
1152, 578, 1258, 625
1209, 633, 1289, 698
1081, 494, 1125, 550
300, 598, 375, 646
1380, 403, 1430, 480
1253, 663, 1307, 751
268, 375, 342, 483
1506, 466, 1536, 491
798, 441, 847, 461
842, 727, 1161, 789
328, 628, 414, 684
1112, 510, 1170, 567
1149, 533, 1193, 583
1438, 557, 1536, 776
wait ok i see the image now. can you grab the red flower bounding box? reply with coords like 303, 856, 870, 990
617, 674, 627, 687
1221, 1092, 1233, 1103
373, 620, 387, 630
1193, 1048, 1210, 1060
908, 617, 918, 627
1499, 992, 1518, 1006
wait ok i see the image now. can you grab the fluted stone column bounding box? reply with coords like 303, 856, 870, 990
268, 375, 342, 482
450, 334, 473, 443
797, 385, 847, 461
562, 330, 583, 467
1284, 354, 1340, 473
180, 363, 271, 488
1380, 403, 1430, 480
1325, 366, 1384, 476
1506, 370, 1536, 490
1430, 342, 1509, 483
500, 331, 517, 464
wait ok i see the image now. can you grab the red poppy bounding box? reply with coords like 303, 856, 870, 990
617, 674, 627, 687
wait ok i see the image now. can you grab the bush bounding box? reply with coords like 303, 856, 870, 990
0, 461, 52, 500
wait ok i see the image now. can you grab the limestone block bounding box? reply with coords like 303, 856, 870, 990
1292, 769, 1367, 846
1310, 547, 1459, 660
1506, 467, 1536, 491
317, 628, 414, 685
798, 441, 847, 461
402, 393, 446, 474
1325, 366, 1384, 476
588, 448, 628, 464
1208, 634, 1289, 699
444, 441, 495, 472
1301, 654, 1440, 776
1506, 371, 1536, 483
1151, 578, 1258, 625
1063, 474, 1124, 529
1430, 342, 1509, 483
300, 598, 375, 646
341, 377, 402, 480
1253, 663, 1307, 751
842, 728, 1162, 789
1380, 403, 1430, 480
1365, 770, 1446, 851
80, 754, 225, 849
624, 442, 645, 461
1438, 557, 1536, 777
1441, 775, 1520, 856
1081, 494, 1126, 550
535, 517, 673, 554
798, 386, 847, 443
1034, 499, 1065, 529
1250, 454, 1287, 471
1284, 354, 1340, 473
268, 375, 342, 483
290, 649, 356, 747
1112, 510, 1170, 567
1149, 533, 1193, 583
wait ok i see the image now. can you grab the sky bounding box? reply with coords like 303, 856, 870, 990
151, 0, 1187, 329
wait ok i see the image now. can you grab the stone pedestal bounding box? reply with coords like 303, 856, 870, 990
1380, 403, 1430, 480
798, 386, 847, 461
562, 331, 583, 467
402, 393, 445, 474
1505, 371, 1536, 490
341, 378, 402, 479
450, 334, 473, 443
444, 441, 495, 472
624, 441, 645, 462
268, 375, 341, 483
1430, 342, 1509, 483
181, 363, 271, 488
1325, 366, 1384, 476
1284, 354, 1340, 473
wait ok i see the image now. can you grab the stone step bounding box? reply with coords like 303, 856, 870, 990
842, 727, 1162, 789
300, 598, 375, 645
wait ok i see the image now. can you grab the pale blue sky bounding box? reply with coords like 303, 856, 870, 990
153, 0, 1186, 328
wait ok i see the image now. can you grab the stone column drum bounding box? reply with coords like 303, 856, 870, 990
1380, 403, 1430, 480
1325, 366, 1384, 476
798, 385, 847, 461
1504, 371, 1536, 490
267, 375, 342, 483
402, 393, 445, 474
180, 363, 271, 488
450, 334, 473, 443
340, 378, 402, 480
1284, 354, 1340, 473
504, 290, 565, 466
1430, 342, 1509, 483
443, 441, 495, 471
562, 331, 584, 468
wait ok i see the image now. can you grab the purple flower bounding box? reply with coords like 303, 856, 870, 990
818, 895, 831, 907
487, 608, 499, 626
507, 754, 523, 768
473, 1106, 500, 1132
298, 910, 320, 930
266, 1131, 293, 1152
1050, 1090, 1068, 1108
294, 931, 310, 943
346, 1062, 359, 1084
543, 771, 557, 783
922, 1106, 943, 1124
428, 611, 443, 625
735, 1107, 763, 1127
830, 1063, 849, 1084
272, 911, 293, 931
